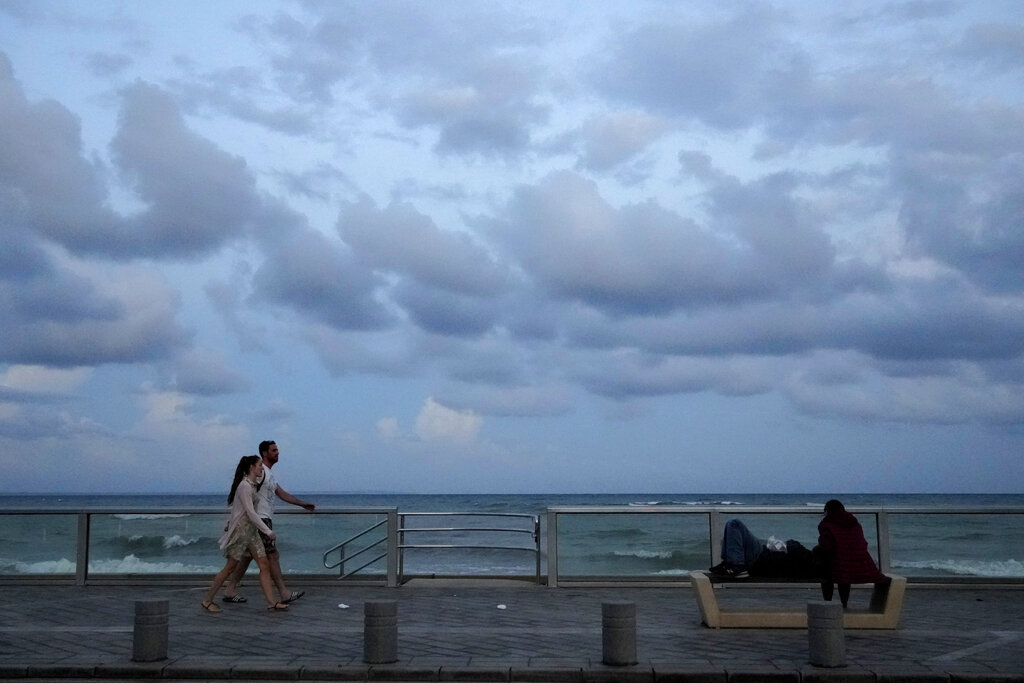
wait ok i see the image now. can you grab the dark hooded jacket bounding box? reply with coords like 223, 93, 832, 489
816, 509, 886, 584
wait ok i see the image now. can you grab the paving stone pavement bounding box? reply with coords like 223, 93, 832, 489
0, 582, 1022, 682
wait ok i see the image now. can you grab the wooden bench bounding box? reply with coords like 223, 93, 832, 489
690, 570, 906, 629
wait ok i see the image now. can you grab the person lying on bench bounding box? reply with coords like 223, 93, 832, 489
814, 499, 891, 607
709, 519, 818, 579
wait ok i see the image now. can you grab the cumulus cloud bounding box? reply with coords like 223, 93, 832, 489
0, 365, 90, 394
376, 416, 399, 442
3, 2, 1024, 493
414, 397, 482, 444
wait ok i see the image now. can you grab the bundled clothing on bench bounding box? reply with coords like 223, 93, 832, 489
711, 518, 821, 579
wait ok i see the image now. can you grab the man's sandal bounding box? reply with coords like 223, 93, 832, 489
282, 590, 305, 604
221, 595, 247, 603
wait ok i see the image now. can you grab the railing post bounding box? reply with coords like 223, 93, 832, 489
386, 509, 399, 587
708, 510, 722, 569
534, 516, 541, 584
876, 511, 891, 574
75, 512, 90, 586
546, 509, 558, 587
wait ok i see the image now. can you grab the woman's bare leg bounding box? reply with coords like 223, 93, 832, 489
254, 555, 283, 608
203, 558, 240, 607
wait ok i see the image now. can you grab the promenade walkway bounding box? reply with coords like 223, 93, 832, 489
0, 581, 1021, 682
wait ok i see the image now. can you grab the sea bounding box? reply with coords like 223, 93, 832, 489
1, 493, 1022, 580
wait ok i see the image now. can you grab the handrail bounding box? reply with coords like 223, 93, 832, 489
322, 518, 388, 579
397, 512, 541, 584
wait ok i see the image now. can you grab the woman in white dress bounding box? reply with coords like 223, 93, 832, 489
201, 455, 289, 612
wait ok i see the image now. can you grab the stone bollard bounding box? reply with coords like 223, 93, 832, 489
807, 601, 846, 668
601, 601, 637, 666
132, 599, 169, 662
363, 600, 398, 664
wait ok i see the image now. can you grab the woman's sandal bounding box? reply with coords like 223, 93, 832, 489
201, 600, 223, 613
267, 602, 289, 611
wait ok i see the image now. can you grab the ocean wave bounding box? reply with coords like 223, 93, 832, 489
113, 513, 191, 520
894, 558, 1024, 578
627, 499, 748, 507
676, 499, 745, 506
162, 534, 201, 549
7, 554, 221, 574
613, 549, 674, 560
101, 533, 208, 555
652, 568, 693, 575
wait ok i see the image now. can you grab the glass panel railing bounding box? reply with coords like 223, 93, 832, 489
0, 512, 78, 577
888, 512, 1024, 579
86, 512, 223, 575
0, 508, 394, 581
547, 506, 1023, 585
556, 512, 708, 578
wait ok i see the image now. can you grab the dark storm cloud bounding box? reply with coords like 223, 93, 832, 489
0, 161, 188, 367
252, 227, 392, 331
486, 169, 880, 316
591, 8, 790, 128
392, 283, 499, 338
0, 262, 188, 367
169, 350, 251, 396
1, 57, 284, 261
109, 82, 265, 258
339, 196, 509, 296
0, 53, 118, 250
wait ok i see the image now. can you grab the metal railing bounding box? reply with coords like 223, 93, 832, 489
4, 505, 1022, 587
396, 512, 541, 584
0, 506, 396, 586
321, 509, 399, 586
546, 505, 1024, 586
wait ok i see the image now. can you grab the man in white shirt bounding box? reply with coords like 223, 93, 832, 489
221, 440, 315, 604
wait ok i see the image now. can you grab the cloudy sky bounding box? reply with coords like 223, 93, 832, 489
1, 1, 1022, 495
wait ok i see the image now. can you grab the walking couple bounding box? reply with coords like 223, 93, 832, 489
201, 441, 316, 613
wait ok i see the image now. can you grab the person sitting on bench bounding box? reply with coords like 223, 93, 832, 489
814, 499, 890, 607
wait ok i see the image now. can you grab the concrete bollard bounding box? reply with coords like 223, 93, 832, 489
132, 599, 169, 662
807, 601, 846, 668
363, 600, 398, 664
601, 601, 637, 666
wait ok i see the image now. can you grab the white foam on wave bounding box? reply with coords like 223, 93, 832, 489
894, 558, 1024, 578
113, 513, 191, 520
10, 554, 220, 574
613, 549, 673, 560
163, 535, 200, 549
653, 568, 692, 575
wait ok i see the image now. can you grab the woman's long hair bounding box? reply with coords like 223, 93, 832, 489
228, 455, 261, 504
